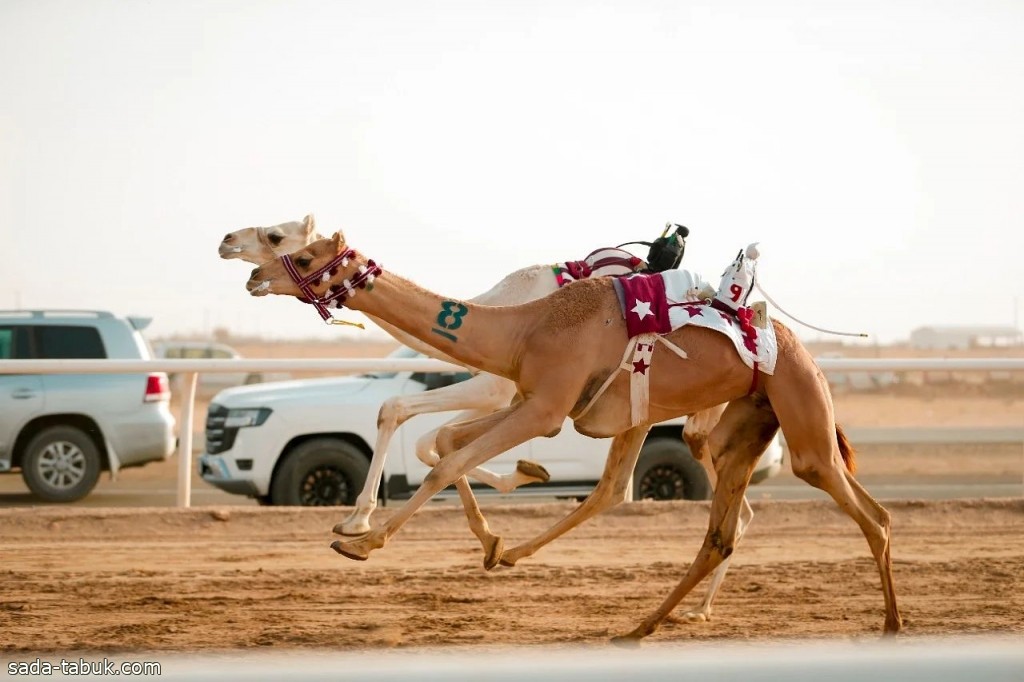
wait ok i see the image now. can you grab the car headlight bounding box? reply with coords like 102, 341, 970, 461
224, 408, 272, 428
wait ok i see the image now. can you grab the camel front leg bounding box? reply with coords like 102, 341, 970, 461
615, 446, 758, 645
670, 496, 753, 623
334, 372, 519, 536
615, 396, 777, 644
413, 412, 550, 494
377, 407, 551, 569
431, 408, 543, 570
673, 403, 754, 623
498, 426, 650, 568
450, 468, 504, 570
332, 400, 566, 562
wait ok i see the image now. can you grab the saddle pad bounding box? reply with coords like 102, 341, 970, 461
553, 247, 644, 288
613, 270, 778, 375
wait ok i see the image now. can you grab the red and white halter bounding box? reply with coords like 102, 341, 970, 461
281, 247, 382, 323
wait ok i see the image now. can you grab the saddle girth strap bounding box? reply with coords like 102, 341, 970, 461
573, 334, 689, 427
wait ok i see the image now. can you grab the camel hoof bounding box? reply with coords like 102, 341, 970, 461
667, 612, 708, 625
516, 459, 550, 483
483, 536, 505, 571
332, 522, 371, 537
330, 540, 368, 561
609, 633, 643, 648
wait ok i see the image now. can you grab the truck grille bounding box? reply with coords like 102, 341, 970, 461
205, 403, 239, 454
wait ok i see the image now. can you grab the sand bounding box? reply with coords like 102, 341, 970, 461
1, 499, 1021, 651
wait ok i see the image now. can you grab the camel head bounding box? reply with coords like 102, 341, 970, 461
219, 214, 320, 263
246, 230, 357, 299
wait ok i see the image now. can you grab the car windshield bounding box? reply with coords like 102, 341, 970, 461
360, 345, 420, 379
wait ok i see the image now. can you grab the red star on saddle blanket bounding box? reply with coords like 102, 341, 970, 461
683, 304, 704, 318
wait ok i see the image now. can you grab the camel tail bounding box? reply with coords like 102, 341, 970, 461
836, 424, 857, 475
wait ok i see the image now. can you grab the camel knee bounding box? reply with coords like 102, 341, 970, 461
867, 506, 893, 549
423, 456, 462, 487
376, 397, 408, 430
708, 528, 735, 560
684, 431, 709, 463
878, 506, 892, 532
414, 430, 440, 467
790, 456, 826, 488
435, 424, 461, 458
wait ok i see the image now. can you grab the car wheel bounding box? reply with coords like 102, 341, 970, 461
270, 438, 369, 506
633, 437, 711, 501
244, 373, 261, 385
21, 425, 103, 503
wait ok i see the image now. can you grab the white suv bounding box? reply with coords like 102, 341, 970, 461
199, 347, 783, 505
0, 310, 176, 502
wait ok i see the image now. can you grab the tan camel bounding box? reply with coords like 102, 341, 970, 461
223, 216, 745, 623
245, 230, 901, 642
226, 214, 753, 622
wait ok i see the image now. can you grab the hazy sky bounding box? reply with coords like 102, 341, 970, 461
2, 0, 1022, 345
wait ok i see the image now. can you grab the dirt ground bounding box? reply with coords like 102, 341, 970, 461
1, 498, 1021, 652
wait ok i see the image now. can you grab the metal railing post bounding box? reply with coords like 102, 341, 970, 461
176, 372, 198, 508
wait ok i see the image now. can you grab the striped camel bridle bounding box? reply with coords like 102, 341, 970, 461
281, 247, 382, 326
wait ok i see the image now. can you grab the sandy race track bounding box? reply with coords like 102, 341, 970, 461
1, 498, 1022, 652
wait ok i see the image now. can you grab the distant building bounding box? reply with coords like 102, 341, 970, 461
909, 325, 1023, 350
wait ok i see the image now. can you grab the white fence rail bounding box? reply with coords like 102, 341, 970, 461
2, 357, 1022, 507
3, 357, 1024, 374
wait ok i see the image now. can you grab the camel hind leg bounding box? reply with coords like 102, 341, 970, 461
764, 333, 902, 634
615, 394, 778, 643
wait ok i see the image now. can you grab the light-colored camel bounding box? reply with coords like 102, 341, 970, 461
223, 216, 746, 623
221, 216, 545, 512
245, 231, 901, 642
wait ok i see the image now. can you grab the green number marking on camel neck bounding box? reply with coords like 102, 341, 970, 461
432, 301, 469, 342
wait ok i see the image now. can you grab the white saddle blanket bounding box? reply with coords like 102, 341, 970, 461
615, 269, 779, 375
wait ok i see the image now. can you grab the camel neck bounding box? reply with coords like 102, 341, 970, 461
341, 266, 525, 380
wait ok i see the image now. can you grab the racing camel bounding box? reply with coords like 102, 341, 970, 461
222, 216, 739, 623
246, 229, 902, 641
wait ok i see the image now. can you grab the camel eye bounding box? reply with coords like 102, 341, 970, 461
296, 256, 312, 268
268, 233, 284, 245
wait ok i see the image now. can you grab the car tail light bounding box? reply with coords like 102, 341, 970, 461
144, 373, 170, 403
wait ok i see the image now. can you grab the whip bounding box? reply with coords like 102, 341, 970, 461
754, 281, 868, 338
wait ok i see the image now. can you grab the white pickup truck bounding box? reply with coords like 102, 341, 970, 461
198, 347, 784, 505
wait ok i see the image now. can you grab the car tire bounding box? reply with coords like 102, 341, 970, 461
270, 438, 369, 507
633, 436, 711, 501
244, 373, 261, 385
21, 425, 103, 503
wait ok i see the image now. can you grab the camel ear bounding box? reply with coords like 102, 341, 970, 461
330, 230, 346, 252
302, 214, 316, 236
